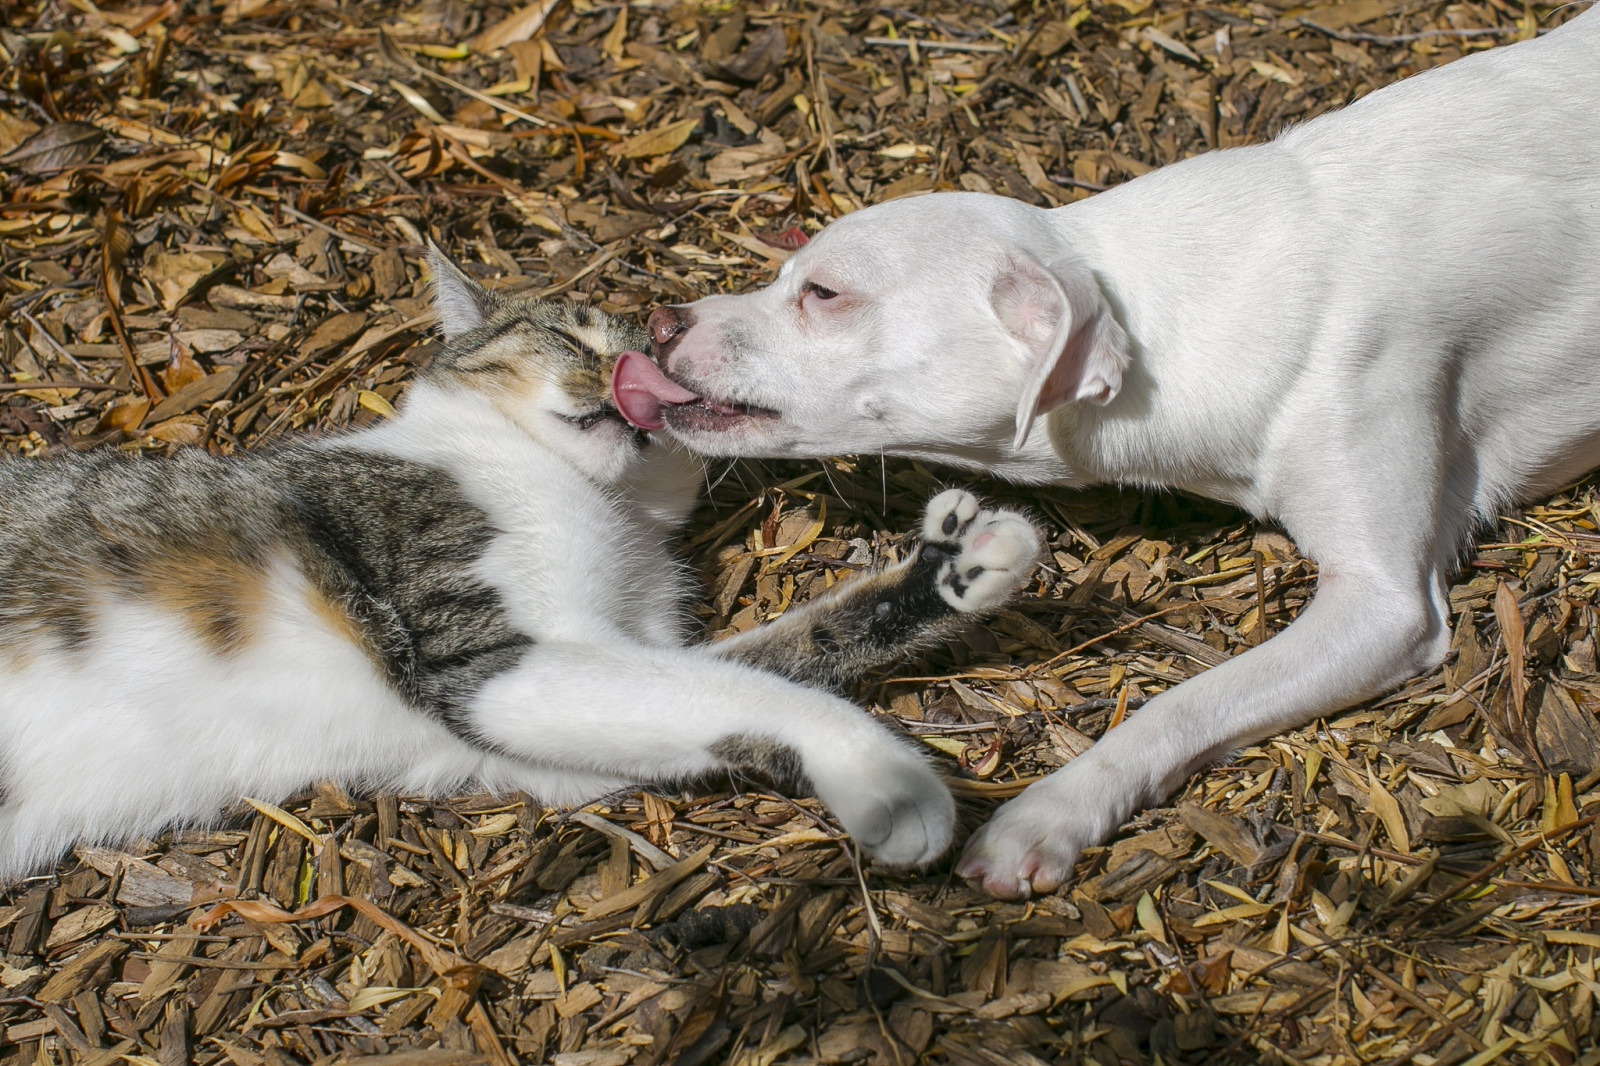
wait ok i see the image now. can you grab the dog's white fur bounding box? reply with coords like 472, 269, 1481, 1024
649, 9, 1600, 898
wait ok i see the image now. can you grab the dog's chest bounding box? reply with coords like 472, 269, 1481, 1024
1044, 400, 1270, 516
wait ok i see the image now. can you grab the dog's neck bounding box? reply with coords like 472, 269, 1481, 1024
981, 169, 1289, 511
902, 433, 1078, 486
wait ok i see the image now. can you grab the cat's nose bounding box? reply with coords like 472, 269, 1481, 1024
648, 306, 692, 354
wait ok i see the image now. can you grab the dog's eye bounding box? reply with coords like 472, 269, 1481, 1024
803, 281, 839, 301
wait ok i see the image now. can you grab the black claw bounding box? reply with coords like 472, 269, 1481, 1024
942, 511, 959, 536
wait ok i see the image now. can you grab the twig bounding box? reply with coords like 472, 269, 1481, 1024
565, 810, 677, 872
1297, 19, 1529, 45
0, 379, 129, 392
0, 279, 98, 321
279, 204, 384, 255
878, 6, 991, 42
1400, 812, 1600, 932
535, 247, 619, 298
1299, 829, 1600, 898
843, 839, 885, 944
1363, 961, 1486, 1052
1025, 585, 1252, 675
129, 953, 303, 970
1038, 173, 1110, 193
862, 36, 1007, 53
15, 308, 93, 375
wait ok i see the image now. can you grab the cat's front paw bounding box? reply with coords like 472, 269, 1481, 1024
810, 741, 955, 868
920, 489, 1044, 613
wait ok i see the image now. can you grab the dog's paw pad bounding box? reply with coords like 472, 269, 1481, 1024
919, 492, 1043, 613
957, 789, 1090, 900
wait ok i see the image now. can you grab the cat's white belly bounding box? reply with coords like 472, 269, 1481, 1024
0, 558, 625, 878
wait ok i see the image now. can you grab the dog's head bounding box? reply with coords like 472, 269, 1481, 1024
621, 192, 1129, 476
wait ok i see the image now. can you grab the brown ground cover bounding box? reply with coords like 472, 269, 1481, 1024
2, 0, 1598, 1063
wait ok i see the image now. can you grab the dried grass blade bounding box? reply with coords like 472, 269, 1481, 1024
769, 497, 826, 566
1494, 579, 1526, 721
239, 796, 323, 854
378, 28, 550, 129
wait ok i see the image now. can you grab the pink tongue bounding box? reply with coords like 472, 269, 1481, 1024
611, 350, 700, 430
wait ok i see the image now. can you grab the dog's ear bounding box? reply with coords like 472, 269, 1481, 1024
991, 252, 1130, 448
427, 239, 500, 341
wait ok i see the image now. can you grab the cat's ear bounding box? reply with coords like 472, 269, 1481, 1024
427, 239, 499, 341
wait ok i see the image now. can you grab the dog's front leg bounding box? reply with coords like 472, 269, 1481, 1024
957, 565, 1453, 898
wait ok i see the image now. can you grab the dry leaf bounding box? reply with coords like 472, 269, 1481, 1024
145, 250, 226, 311
616, 117, 699, 159
1366, 766, 1410, 854
0, 108, 41, 154
357, 390, 398, 418
97, 395, 151, 433
1, 121, 104, 173
476, 0, 562, 52
146, 365, 243, 422
159, 338, 205, 392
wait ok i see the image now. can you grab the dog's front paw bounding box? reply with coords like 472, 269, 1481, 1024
920, 489, 1044, 613
811, 741, 955, 868
955, 770, 1124, 899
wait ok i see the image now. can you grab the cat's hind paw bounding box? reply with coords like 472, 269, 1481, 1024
920, 489, 1044, 613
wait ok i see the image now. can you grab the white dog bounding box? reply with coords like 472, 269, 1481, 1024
611, 9, 1600, 899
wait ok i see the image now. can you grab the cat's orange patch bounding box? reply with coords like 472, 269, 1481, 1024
2, 549, 271, 660
304, 584, 372, 654
142, 550, 268, 655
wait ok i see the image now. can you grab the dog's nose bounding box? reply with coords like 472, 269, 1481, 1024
648, 306, 692, 353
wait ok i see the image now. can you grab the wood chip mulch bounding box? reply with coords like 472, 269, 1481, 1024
3, 1, 1598, 1064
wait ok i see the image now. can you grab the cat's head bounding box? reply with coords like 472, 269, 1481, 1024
423, 243, 655, 483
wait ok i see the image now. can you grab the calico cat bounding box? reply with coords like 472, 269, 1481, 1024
0, 245, 1043, 882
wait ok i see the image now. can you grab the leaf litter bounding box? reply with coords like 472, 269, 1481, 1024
1, 0, 1597, 1064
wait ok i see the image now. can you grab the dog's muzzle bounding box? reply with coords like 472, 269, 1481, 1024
647, 306, 693, 367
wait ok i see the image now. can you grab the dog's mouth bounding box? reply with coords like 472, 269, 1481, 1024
611, 350, 779, 433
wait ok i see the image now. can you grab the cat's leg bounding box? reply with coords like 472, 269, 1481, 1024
712, 490, 1043, 689
464, 644, 955, 866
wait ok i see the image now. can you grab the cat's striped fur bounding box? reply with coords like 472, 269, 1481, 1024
0, 245, 1043, 881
